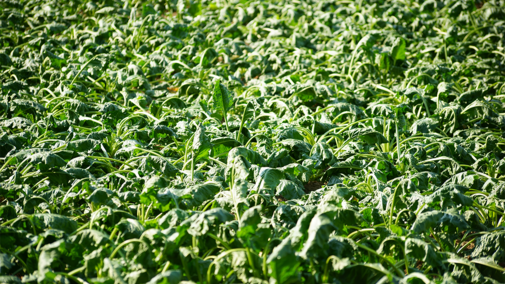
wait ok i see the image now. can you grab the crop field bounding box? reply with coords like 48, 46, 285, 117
1, 0, 505, 283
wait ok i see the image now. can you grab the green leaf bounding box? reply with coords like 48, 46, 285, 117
89, 188, 113, 206
252, 167, 284, 194
140, 156, 179, 178
356, 33, 381, 51
471, 231, 505, 262
378, 52, 392, 73
391, 37, 406, 63
348, 128, 388, 145
37, 239, 69, 282
158, 209, 189, 229
177, 0, 185, 13
405, 237, 443, 267
458, 89, 486, 106
32, 214, 77, 234
185, 208, 234, 236
0, 276, 21, 284
276, 127, 305, 141
193, 124, 212, 162
228, 147, 266, 166
0, 226, 30, 248
67, 139, 101, 152
412, 211, 470, 235
0, 117, 33, 129
299, 213, 336, 259
238, 205, 261, 234
116, 218, 145, 239
0, 205, 17, 220
471, 257, 505, 273
427, 184, 473, 209
70, 229, 111, 250
146, 270, 182, 284
0, 253, 14, 271
410, 118, 439, 134
169, 182, 222, 208
267, 238, 300, 283
275, 180, 305, 200
28, 152, 67, 171
212, 80, 233, 114
278, 139, 311, 158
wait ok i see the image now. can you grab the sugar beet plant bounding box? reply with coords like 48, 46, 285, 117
1, 0, 505, 283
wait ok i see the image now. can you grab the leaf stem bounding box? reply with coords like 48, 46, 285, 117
110, 239, 147, 259
428, 228, 446, 252
207, 248, 247, 283
356, 243, 405, 277
71, 54, 103, 85
236, 102, 249, 144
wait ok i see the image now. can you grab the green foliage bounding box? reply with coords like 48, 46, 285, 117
0, 0, 505, 283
